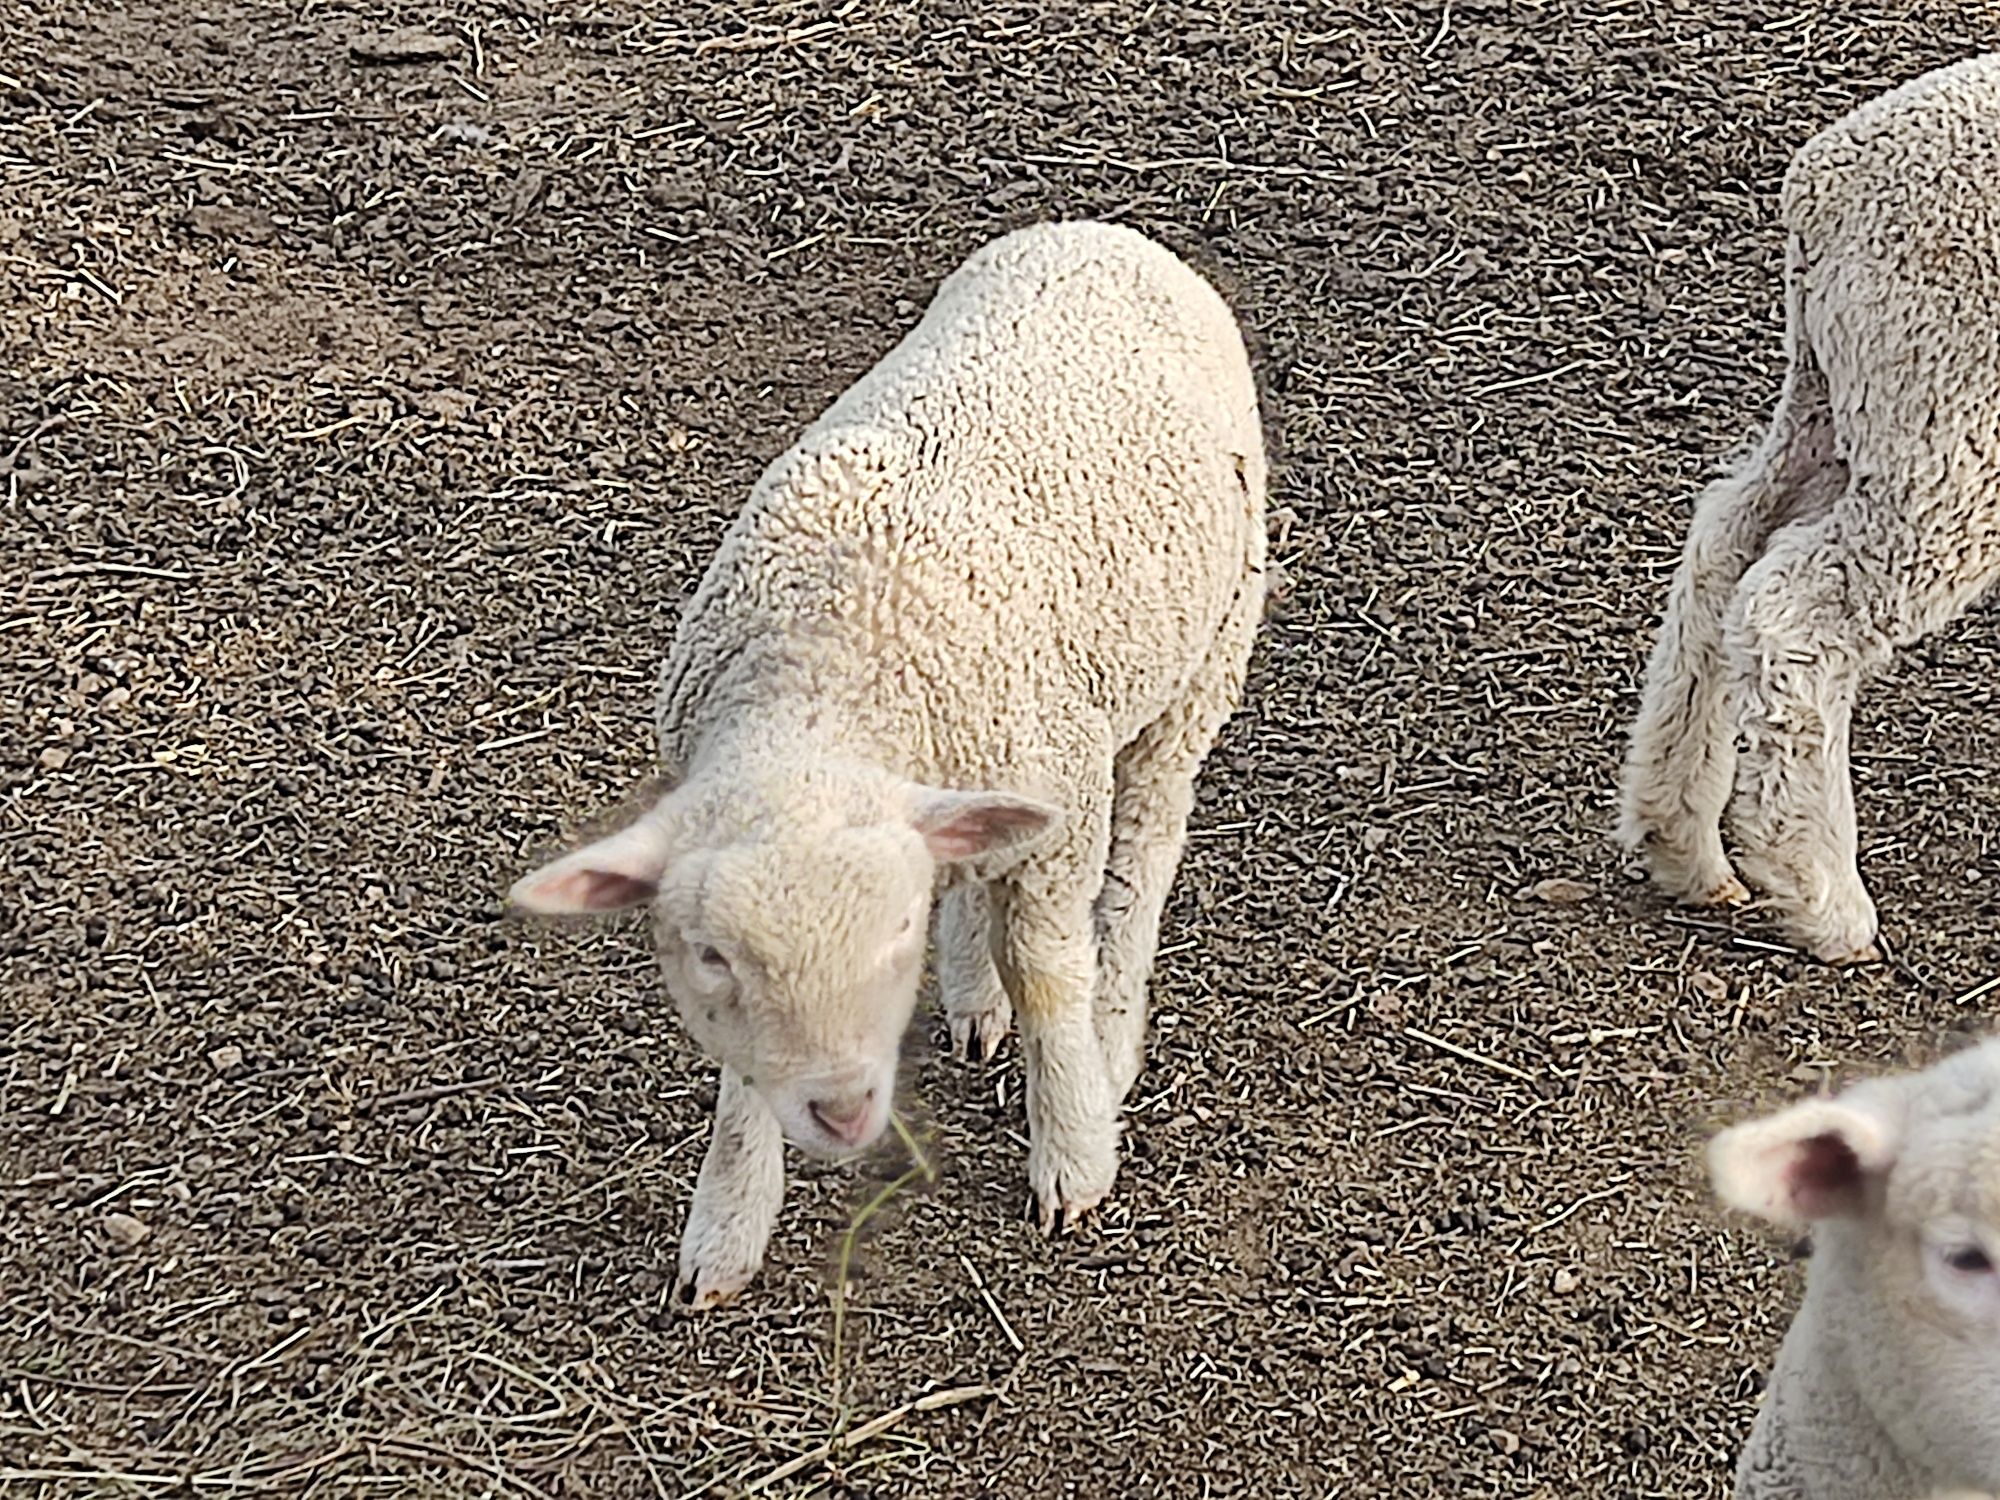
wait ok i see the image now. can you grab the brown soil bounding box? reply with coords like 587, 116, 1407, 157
6, 3, 1999, 1496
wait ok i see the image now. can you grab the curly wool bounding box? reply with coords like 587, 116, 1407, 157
657, 219, 1265, 816
1618, 53, 2000, 964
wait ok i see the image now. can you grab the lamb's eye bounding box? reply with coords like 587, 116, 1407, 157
1945, 1245, 1995, 1275
695, 944, 728, 972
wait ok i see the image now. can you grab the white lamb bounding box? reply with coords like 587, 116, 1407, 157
1709, 1038, 2000, 1500
1618, 54, 2000, 964
508, 221, 1266, 1308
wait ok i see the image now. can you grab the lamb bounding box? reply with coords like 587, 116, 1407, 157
1708, 1038, 2000, 1500
1617, 54, 2000, 964
507, 221, 1266, 1308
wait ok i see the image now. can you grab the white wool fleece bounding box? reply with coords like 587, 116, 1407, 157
1618, 53, 2000, 964
1711, 1038, 2000, 1500
512, 221, 1266, 1307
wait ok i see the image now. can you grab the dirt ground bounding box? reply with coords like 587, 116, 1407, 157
8, 1, 2000, 1495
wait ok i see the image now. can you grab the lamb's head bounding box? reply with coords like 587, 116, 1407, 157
508, 775, 1058, 1158
1710, 1039, 2000, 1488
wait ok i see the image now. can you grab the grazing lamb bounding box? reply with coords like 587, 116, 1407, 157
1618, 54, 2000, 964
508, 221, 1266, 1308
1709, 1038, 2000, 1500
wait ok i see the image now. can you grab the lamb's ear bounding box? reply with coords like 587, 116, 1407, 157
508, 806, 677, 914
1709, 1095, 1901, 1226
909, 788, 1062, 863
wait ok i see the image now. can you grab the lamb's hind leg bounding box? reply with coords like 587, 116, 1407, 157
1721, 208, 2000, 963
1723, 512, 1890, 965
1095, 594, 1256, 1106
1619, 282, 1844, 906
936, 880, 1011, 1063
1726, 490, 2000, 965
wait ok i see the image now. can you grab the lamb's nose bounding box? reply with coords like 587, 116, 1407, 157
809, 1091, 876, 1147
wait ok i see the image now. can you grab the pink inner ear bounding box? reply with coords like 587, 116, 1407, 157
562, 869, 658, 911
1788, 1131, 1866, 1217
923, 802, 1050, 861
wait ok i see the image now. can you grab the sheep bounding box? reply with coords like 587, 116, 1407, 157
507, 220, 1266, 1308
1708, 1038, 2000, 1500
1617, 53, 2000, 964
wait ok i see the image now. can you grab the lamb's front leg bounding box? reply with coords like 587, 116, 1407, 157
936, 879, 1012, 1063
674, 1066, 785, 1309
991, 882, 1118, 1235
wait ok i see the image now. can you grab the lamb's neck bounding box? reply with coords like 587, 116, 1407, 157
670, 706, 908, 848
1738, 1276, 1927, 1500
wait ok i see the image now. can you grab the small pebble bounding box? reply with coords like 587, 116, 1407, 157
1527, 877, 1596, 905
1553, 1266, 1581, 1295
1688, 968, 1730, 1001
103, 1212, 149, 1249
208, 1043, 244, 1072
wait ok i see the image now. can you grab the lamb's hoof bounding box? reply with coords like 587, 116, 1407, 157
674, 1234, 763, 1312
948, 1005, 1011, 1064
671, 1262, 754, 1312
1779, 891, 1882, 968
1027, 1139, 1116, 1237
1626, 823, 1748, 911
1814, 937, 1883, 967
1685, 874, 1753, 909
1029, 1186, 1109, 1237
1651, 853, 1750, 909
